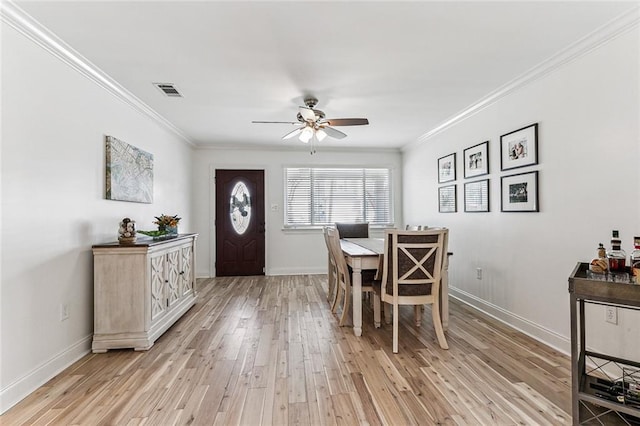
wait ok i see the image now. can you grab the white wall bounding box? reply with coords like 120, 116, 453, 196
403, 26, 640, 357
192, 147, 402, 277
0, 24, 194, 411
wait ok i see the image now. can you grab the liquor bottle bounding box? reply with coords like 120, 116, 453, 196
598, 243, 607, 263
591, 378, 640, 408
607, 230, 627, 272
590, 243, 608, 273
631, 236, 640, 283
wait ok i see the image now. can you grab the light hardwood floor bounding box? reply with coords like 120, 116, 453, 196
1, 275, 571, 425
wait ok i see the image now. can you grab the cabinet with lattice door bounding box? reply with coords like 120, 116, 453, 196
92, 234, 197, 352
150, 241, 194, 321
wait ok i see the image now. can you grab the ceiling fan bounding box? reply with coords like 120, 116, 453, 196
252, 97, 369, 153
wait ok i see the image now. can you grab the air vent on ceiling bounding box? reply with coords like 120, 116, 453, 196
153, 82, 182, 97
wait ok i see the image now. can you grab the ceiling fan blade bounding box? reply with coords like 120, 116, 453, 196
321, 126, 347, 140
252, 120, 299, 125
299, 106, 317, 122
282, 127, 304, 140
324, 118, 369, 126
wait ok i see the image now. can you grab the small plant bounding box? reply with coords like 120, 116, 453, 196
138, 214, 181, 239
153, 214, 181, 230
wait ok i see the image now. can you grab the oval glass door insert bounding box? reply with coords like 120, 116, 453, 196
229, 181, 252, 235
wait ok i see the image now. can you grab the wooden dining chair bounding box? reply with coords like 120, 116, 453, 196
373, 228, 448, 352
323, 226, 339, 309
326, 227, 375, 326
335, 222, 369, 239
425, 226, 451, 330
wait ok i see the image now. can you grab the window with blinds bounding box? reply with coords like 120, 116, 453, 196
285, 167, 393, 227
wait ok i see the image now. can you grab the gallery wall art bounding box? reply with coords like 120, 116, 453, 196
437, 153, 456, 183
438, 185, 457, 213
501, 171, 539, 212
464, 179, 490, 212
500, 123, 538, 171
463, 141, 489, 178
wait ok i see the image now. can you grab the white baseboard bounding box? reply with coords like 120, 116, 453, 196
450, 287, 570, 355
267, 266, 327, 276
0, 334, 92, 414
196, 269, 326, 278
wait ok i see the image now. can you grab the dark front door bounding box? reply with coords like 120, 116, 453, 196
215, 169, 265, 276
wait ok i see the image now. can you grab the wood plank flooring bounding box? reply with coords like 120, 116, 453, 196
1, 275, 572, 425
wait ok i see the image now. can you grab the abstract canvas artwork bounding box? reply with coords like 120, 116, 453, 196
105, 136, 153, 203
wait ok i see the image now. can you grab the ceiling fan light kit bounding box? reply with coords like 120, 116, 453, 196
315, 128, 327, 142
252, 96, 369, 154
299, 127, 314, 143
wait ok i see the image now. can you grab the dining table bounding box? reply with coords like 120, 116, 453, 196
339, 237, 451, 337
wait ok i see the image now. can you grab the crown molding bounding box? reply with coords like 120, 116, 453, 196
404, 5, 640, 152
0, 0, 195, 147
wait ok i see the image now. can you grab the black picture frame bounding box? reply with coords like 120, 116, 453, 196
438, 185, 457, 213
500, 123, 538, 171
464, 179, 489, 212
463, 141, 489, 179
437, 153, 456, 183
501, 171, 539, 212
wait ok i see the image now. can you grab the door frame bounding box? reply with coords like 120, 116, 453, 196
209, 164, 268, 277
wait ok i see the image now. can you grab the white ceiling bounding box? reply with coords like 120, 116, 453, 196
14, 1, 637, 150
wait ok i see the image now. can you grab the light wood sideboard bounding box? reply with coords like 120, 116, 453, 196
92, 234, 198, 353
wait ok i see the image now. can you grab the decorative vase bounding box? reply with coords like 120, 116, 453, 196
118, 217, 137, 245
166, 226, 178, 236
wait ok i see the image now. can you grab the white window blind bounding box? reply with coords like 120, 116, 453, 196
285, 167, 393, 227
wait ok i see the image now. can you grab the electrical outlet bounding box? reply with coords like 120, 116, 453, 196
605, 306, 618, 325
476, 268, 482, 280
60, 303, 69, 321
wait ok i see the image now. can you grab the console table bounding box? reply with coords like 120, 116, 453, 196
92, 233, 198, 352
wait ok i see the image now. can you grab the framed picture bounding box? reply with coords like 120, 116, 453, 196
500, 123, 538, 171
463, 141, 489, 178
438, 185, 457, 213
105, 136, 154, 203
464, 179, 489, 212
437, 153, 456, 183
501, 171, 539, 212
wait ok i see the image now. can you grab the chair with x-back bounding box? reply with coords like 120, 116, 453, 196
373, 228, 448, 352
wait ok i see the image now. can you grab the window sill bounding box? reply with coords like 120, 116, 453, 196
281, 225, 395, 233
